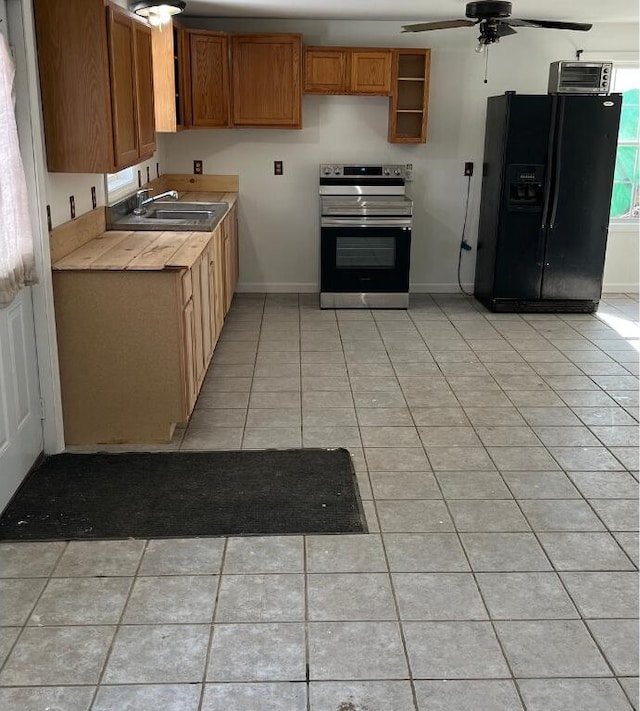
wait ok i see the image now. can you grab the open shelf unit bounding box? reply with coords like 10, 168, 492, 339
388, 49, 431, 143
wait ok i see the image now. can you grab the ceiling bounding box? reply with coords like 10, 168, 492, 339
183, 0, 639, 23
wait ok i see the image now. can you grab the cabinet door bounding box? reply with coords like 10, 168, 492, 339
190, 257, 206, 386
212, 227, 226, 340
107, 7, 140, 168
189, 31, 230, 127
304, 48, 347, 94
34, 0, 114, 173
207, 248, 220, 346
182, 298, 197, 414
231, 34, 302, 127
134, 22, 156, 159
200, 246, 213, 362
350, 51, 391, 95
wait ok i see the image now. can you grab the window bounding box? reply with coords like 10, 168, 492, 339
105, 166, 137, 202
611, 65, 640, 221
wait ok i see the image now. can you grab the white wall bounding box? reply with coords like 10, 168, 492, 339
163, 18, 639, 292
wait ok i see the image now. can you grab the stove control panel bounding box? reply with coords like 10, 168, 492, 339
320, 164, 414, 181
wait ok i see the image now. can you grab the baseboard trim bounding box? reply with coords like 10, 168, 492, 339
602, 283, 640, 294
236, 283, 475, 294
237, 281, 639, 296
410, 283, 474, 293
236, 283, 318, 293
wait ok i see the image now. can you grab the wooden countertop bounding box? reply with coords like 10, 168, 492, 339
52, 191, 237, 272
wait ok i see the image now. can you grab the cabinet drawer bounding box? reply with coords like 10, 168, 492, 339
181, 269, 193, 304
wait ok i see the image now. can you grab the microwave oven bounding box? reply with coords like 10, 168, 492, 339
548, 61, 612, 94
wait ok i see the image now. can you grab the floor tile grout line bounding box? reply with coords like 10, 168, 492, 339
239, 295, 265, 450
376, 523, 421, 711
302, 535, 311, 711
3, 557, 637, 582
86, 539, 147, 710
196, 537, 228, 711
1, 671, 635, 690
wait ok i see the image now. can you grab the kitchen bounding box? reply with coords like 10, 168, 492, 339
0, 1, 638, 709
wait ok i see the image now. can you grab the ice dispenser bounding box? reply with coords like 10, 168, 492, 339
507, 164, 544, 210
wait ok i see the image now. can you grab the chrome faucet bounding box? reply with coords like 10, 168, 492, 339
132, 188, 179, 216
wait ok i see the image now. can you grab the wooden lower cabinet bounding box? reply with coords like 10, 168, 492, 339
54, 213, 236, 444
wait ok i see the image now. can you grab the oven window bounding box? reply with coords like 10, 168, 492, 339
335, 236, 396, 269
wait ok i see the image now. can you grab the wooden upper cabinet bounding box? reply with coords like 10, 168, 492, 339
151, 21, 188, 132
133, 22, 156, 159
350, 51, 392, 95
34, 0, 156, 173
304, 49, 348, 94
388, 49, 431, 144
188, 31, 230, 128
230, 34, 302, 128
304, 47, 391, 95
34, 0, 113, 172
107, 8, 139, 168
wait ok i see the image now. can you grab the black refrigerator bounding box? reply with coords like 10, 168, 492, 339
474, 91, 622, 312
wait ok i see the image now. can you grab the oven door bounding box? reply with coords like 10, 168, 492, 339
320, 218, 412, 293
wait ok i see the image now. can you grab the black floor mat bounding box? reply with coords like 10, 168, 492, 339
0, 449, 367, 541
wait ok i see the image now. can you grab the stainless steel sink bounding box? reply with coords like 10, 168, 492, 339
148, 209, 216, 221
106, 199, 229, 232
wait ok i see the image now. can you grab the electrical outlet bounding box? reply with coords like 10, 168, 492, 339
464, 162, 474, 177
194, 160, 203, 175
91, 186, 97, 209
274, 160, 283, 176
69, 195, 75, 219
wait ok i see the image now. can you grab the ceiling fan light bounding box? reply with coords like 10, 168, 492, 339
129, 1, 186, 26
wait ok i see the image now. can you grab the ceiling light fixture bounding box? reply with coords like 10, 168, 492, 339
129, 1, 186, 27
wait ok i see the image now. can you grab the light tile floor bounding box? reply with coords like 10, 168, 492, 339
1, 292, 639, 710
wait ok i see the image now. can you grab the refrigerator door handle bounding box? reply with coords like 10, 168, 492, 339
541, 96, 558, 230
549, 97, 566, 230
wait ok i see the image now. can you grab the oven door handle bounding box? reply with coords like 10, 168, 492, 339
320, 218, 412, 228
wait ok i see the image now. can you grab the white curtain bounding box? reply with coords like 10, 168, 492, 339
0, 30, 36, 307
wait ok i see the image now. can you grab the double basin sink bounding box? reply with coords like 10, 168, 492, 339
107, 199, 228, 233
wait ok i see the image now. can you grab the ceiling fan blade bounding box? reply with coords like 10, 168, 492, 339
507, 18, 593, 31
496, 22, 518, 38
401, 19, 476, 33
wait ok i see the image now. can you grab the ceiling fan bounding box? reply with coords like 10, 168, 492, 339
402, 1, 592, 52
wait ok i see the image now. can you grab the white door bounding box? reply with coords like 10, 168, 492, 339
0, 1, 44, 509
0, 288, 43, 509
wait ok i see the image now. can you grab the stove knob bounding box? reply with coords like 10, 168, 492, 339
394, 169, 401, 175
383, 168, 391, 175
323, 167, 332, 175
334, 167, 341, 175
